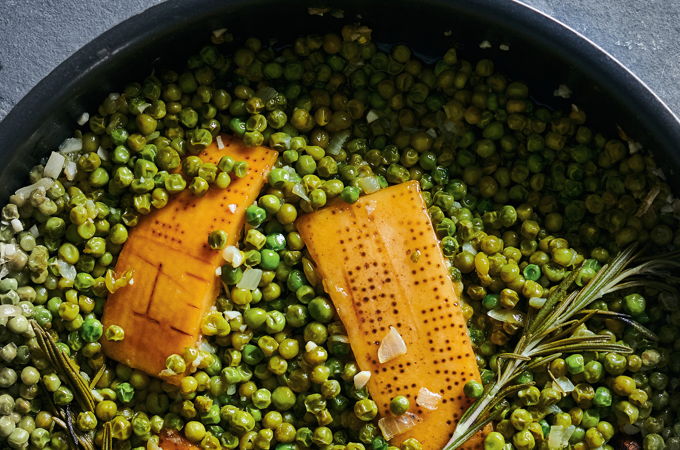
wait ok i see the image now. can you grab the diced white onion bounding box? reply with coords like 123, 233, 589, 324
461, 242, 477, 255
237, 268, 263, 290
353, 371, 371, 390
326, 130, 350, 156
548, 425, 575, 449
358, 176, 381, 194
216, 135, 225, 149
553, 84, 572, 99
56, 260, 77, 281
1, 243, 17, 258
0, 267, 9, 280
378, 326, 407, 364
222, 246, 243, 268
14, 178, 54, 203
479, 40, 492, 49
366, 110, 379, 123
487, 309, 525, 325
64, 161, 78, 181
425, 128, 437, 138
335, 335, 349, 343
10, 219, 22, 233
199, 341, 216, 354
58, 137, 83, 153
292, 183, 310, 202
215, 267, 222, 276
212, 28, 228, 38
43, 152, 66, 179
91, 389, 104, 403
226, 384, 237, 395
529, 297, 547, 308
97, 147, 109, 161
545, 404, 563, 415
305, 341, 318, 352
28, 225, 39, 237
227, 204, 237, 213
76, 112, 90, 126
0, 305, 23, 319
553, 376, 575, 394
223, 310, 242, 321
378, 412, 421, 441
499, 43, 510, 51
416, 387, 442, 411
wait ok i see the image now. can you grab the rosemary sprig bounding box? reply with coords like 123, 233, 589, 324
444, 245, 677, 449
30, 320, 95, 412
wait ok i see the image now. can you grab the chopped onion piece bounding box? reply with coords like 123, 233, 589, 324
222, 246, 243, 267
553, 376, 575, 394
10, 219, 22, 233
487, 308, 525, 325
529, 297, 547, 308
479, 40, 492, 49
59, 137, 83, 153
97, 147, 109, 161
553, 84, 572, 99
326, 130, 351, 156
416, 387, 442, 411
305, 341, 318, 352
226, 384, 237, 395
43, 152, 66, 178
425, 128, 437, 138
56, 260, 77, 281
215, 267, 222, 276
461, 242, 477, 255
378, 412, 421, 441
548, 425, 575, 449
216, 135, 225, 149
378, 326, 407, 364
545, 404, 563, 415
64, 161, 77, 181
353, 371, 371, 389
76, 112, 90, 126
1, 243, 17, 258
366, 110, 379, 123
0, 305, 23, 319
499, 43, 511, 51
335, 335, 349, 343
14, 178, 54, 203
224, 310, 242, 320
237, 268, 263, 290
212, 28, 228, 38
227, 203, 237, 213
28, 225, 39, 237
0, 267, 9, 280
292, 183, 310, 202
199, 341, 216, 354
358, 176, 381, 194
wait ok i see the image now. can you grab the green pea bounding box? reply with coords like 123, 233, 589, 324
389, 395, 410, 416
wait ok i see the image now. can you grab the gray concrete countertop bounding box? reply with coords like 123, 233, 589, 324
1, 0, 679, 120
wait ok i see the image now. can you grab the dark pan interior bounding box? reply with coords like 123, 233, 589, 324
1, 0, 679, 200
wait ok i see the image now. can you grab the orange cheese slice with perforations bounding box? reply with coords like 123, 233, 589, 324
102, 135, 277, 381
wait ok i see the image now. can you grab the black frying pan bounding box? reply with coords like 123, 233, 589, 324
0, 0, 679, 200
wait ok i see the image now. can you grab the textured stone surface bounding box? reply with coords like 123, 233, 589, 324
1, 0, 679, 120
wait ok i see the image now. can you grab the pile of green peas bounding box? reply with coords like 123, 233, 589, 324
0, 22, 677, 450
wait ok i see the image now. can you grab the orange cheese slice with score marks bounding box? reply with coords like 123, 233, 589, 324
101, 135, 277, 382
297, 180, 486, 450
